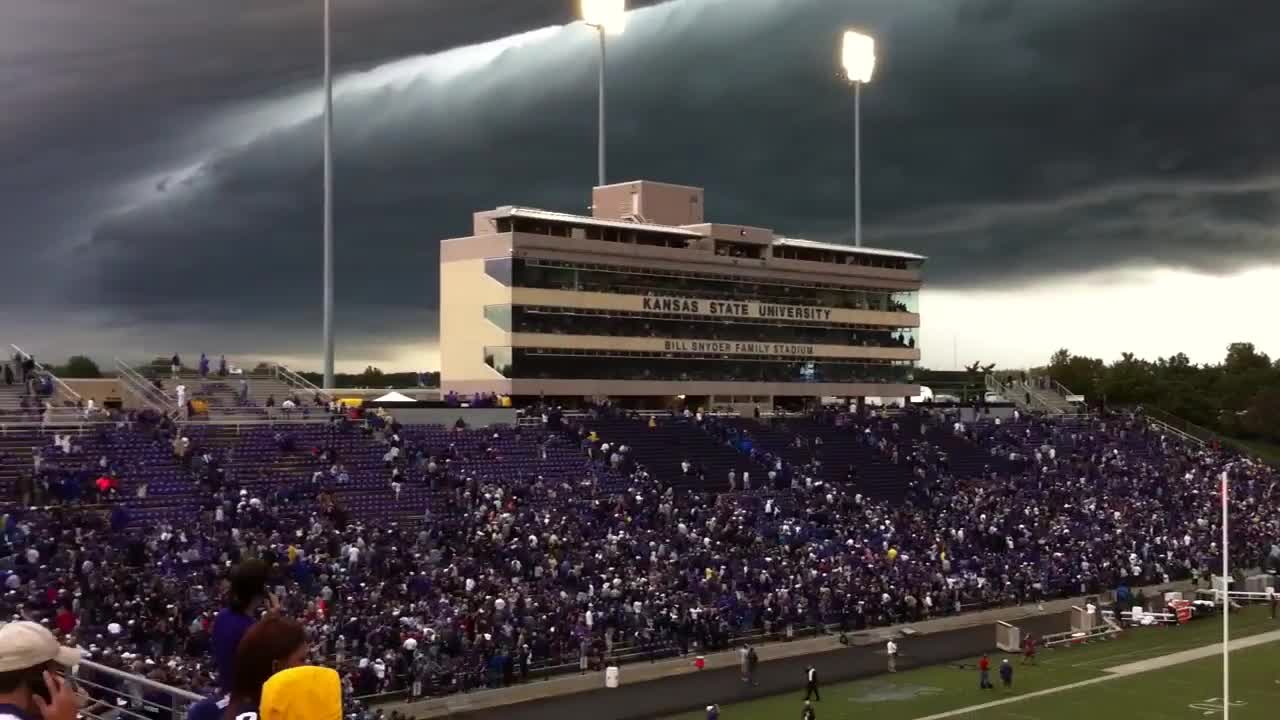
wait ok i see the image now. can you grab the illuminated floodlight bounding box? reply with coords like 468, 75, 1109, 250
842, 30, 876, 84
581, 0, 628, 35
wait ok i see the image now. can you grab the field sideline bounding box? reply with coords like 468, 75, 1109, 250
659, 606, 1280, 720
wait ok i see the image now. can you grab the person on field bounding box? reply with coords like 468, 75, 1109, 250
886, 639, 898, 672
803, 665, 820, 701
999, 658, 1014, 688
1022, 633, 1037, 665
978, 654, 993, 689
801, 699, 817, 720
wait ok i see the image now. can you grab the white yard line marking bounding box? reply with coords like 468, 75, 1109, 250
1067, 644, 1170, 668
910, 629, 1280, 720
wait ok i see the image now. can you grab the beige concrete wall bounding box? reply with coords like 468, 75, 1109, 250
60, 378, 124, 405
682, 223, 775, 245
447, 379, 920, 399
509, 333, 920, 362
592, 181, 704, 225
439, 236, 514, 394
510, 288, 921, 328
441, 233, 514, 262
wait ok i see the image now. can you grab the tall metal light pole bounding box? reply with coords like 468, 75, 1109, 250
322, 0, 335, 389
841, 30, 876, 247
580, 0, 627, 187
1221, 467, 1231, 720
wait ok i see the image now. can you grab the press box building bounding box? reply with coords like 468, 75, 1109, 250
440, 180, 923, 409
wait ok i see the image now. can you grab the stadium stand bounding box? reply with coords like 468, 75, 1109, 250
1, 372, 1277, 714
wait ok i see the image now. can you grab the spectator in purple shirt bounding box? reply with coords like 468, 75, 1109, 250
211, 560, 272, 691
189, 615, 308, 720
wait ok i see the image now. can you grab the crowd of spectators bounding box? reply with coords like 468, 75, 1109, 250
0, 404, 1276, 714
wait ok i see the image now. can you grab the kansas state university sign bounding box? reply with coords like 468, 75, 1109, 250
639, 296, 833, 321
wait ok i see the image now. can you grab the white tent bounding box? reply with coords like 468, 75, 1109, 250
372, 391, 416, 403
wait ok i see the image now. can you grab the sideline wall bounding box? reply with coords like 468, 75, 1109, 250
413, 612, 1068, 720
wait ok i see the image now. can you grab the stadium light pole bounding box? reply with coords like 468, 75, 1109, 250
322, 0, 336, 390
1221, 468, 1230, 720
580, 0, 627, 187
841, 30, 876, 247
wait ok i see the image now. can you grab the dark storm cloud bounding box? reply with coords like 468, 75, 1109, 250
7, 0, 1280, 364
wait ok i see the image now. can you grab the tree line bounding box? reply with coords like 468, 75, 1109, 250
33, 356, 439, 390
1045, 342, 1280, 446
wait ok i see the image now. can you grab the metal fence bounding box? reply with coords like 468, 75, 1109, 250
69, 659, 203, 720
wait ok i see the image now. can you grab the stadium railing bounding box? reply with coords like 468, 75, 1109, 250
114, 358, 179, 416
9, 344, 84, 407
1131, 405, 1278, 467
70, 658, 203, 720
273, 362, 332, 401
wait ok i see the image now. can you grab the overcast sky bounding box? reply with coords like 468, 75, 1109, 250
4, 0, 1278, 372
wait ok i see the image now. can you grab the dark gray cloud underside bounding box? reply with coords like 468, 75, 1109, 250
8, 0, 1280, 360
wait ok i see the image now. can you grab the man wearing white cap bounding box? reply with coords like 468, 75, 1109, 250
0, 621, 82, 720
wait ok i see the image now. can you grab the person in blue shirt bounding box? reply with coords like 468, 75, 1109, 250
189, 615, 308, 720
999, 658, 1014, 689
211, 560, 273, 691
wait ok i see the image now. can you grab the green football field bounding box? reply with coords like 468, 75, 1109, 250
661, 607, 1280, 720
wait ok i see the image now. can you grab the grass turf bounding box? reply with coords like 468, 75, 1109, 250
660, 606, 1280, 720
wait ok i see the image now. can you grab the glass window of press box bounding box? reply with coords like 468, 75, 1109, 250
483, 347, 913, 384
491, 259, 918, 313
501, 306, 918, 349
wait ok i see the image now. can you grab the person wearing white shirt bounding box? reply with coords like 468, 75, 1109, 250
886, 639, 899, 672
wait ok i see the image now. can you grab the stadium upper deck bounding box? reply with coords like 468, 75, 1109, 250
440, 180, 925, 407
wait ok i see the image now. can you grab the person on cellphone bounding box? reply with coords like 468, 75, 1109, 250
188, 615, 309, 720
212, 560, 279, 691
0, 621, 83, 720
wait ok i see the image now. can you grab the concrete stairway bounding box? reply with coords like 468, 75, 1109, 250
135, 365, 326, 419
987, 375, 1078, 415
0, 382, 38, 417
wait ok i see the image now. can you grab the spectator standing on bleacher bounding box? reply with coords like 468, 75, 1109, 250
20, 354, 35, 383
2, 362, 11, 386
218, 354, 228, 377
211, 560, 274, 690
189, 615, 308, 720
199, 354, 209, 378
170, 353, 181, 379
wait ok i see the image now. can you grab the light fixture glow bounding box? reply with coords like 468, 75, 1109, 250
581, 0, 628, 35
842, 30, 876, 84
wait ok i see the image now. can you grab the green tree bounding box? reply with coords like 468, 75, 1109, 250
1224, 342, 1270, 373
357, 366, 385, 387
1040, 341, 1280, 459
59, 355, 102, 378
